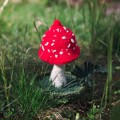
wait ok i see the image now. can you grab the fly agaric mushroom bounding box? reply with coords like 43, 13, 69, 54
38, 19, 80, 88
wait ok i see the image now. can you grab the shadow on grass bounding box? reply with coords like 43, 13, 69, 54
110, 106, 120, 120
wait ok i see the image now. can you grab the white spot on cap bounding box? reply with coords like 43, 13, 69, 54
56, 28, 59, 32
67, 44, 71, 48
59, 51, 63, 55
52, 40, 55, 42
66, 30, 69, 33
55, 54, 58, 58
68, 53, 71, 55
62, 36, 67, 40
71, 38, 75, 43
72, 33, 74, 36
45, 42, 49, 46
54, 35, 57, 37
43, 34, 46, 37
48, 49, 50, 53
63, 26, 66, 30
51, 43, 55, 46
66, 49, 68, 51
53, 50, 56, 53
42, 45, 45, 51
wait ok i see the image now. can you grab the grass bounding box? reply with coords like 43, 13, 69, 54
0, 0, 120, 119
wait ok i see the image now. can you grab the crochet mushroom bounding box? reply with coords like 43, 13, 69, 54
38, 19, 80, 88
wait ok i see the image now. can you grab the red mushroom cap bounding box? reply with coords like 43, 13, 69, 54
38, 19, 80, 65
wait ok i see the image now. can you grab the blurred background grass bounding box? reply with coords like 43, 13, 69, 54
0, 0, 120, 119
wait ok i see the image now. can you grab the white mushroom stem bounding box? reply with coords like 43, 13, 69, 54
50, 65, 67, 88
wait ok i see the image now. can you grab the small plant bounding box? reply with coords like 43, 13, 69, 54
87, 104, 100, 120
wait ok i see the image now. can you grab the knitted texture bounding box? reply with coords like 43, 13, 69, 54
38, 19, 80, 65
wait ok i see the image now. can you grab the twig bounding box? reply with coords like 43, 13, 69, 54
0, 0, 9, 15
